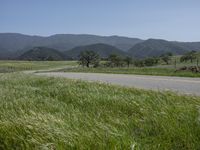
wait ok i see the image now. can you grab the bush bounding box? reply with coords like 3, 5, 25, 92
134, 60, 144, 67
180, 51, 197, 63
144, 57, 159, 66
107, 54, 124, 67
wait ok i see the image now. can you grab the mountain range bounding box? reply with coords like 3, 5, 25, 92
0, 33, 200, 60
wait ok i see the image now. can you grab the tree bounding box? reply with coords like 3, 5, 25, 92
79, 50, 100, 68
180, 55, 187, 63
144, 57, 158, 66
180, 51, 197, 63
124, 56, 132, 67
161, 55, 170, 65
188, 51, 197, 63
160, 52, 172, 65
134, 60, 144, 67
153, 57, 160, 64
107, 54, 123, 67
166, 52, 173, 56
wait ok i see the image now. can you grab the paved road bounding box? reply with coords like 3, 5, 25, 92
36, 72, 200, 96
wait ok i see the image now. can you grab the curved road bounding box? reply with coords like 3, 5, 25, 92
36, 72, 200, 96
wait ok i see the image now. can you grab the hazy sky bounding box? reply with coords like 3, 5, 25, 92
1, 0, 200, 41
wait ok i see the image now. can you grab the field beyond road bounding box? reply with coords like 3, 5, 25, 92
0, 60, 77, 73
61, 67, 200, 78
36, 72, 200, 96
0, 73, 200, 149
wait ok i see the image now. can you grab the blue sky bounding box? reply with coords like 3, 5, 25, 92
1, 0, 200, 41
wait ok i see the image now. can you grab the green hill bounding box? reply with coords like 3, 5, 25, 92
65, 43, 127, 59
0, 47, 12, 60
19, 47, 69, 61
128, 39, 189, 58
0, 33, 142, 53
1, 33, 200, 60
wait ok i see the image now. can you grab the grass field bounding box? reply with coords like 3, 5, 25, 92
49, 55, 200, 78
60, 67, 200, 77
1, 60, 200, 77
0, 73, 200, 149
0, 61, 77, 73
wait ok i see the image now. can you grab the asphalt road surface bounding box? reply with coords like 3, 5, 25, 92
36, 72, 200, 96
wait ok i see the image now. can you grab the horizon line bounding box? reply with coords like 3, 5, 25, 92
1, 32, 200, 43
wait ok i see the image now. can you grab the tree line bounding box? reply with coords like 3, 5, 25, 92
79, 50, 199, 68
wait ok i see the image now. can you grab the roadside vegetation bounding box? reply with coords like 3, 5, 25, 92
0, 73, 200, 149
1, 51, 200, 77
62, 67, 200, 77
0, 61, 76, 73
59, 50, 200, 77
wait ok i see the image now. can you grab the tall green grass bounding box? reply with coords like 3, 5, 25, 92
0, 73, 200, 149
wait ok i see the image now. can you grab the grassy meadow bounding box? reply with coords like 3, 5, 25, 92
0, 60, 77, 73
51, 55, 200, 78
0, 73, 200, 149
1, 60, 200, 77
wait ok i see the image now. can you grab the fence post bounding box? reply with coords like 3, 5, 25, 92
174, 58, 177, 70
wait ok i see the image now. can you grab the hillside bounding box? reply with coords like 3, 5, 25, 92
65, 43, 127, 59
174, 41, 200, 51
0, 47, 12, 60
19, 47, 69, 61
0, 33, 142, 53
128, 39, 190, 58
1, 33, 200, 60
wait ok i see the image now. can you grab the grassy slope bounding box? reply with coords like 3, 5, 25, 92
0, 73, 200, 149
0, 61, 77, 73
62, 67, 200, 77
